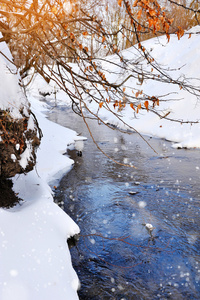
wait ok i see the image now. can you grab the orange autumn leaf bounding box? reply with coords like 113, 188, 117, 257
82, 31, 88, 36
99, 102, 103, 108
130, 103, 135, 110
63, 23, 68, 30
118, 0, 122, 7
166, 33, 170, 42
164, 22, 170, 34
148, 18, 154, 28
101, 73, 106, 80
149, 9, 156, 17
133, 0, 138, 7
137, 9, 142, 19
137, 103, 142, 113
144, 100, 149, 111
51, 6, 57, 14
176, 26, 184, 40
113, 101, 118, 109
102, 36, 106, 43
89, 65, 93, 71
135, 91, 140, 97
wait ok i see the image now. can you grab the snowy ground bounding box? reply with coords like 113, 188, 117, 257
1, 25, 200, 300
0, 98, 81, 300
0, 40, 80, 300
31, 26, 200, 149
90, 26, 200, 149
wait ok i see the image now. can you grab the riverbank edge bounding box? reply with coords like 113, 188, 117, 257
0, 95, 80, 300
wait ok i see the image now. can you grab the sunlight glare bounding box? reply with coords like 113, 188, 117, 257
63, 1, 73, 15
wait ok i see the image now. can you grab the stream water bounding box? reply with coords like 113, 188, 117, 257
48, 104, 200, 300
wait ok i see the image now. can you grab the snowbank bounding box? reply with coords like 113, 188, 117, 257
27, 26, 200, 149
96, 26, 200, 149
0, 96, 80, 300
1, 24, 199, 299
0, 42, 80, 299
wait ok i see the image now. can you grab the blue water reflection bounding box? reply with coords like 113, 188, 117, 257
48, 105, 200, 300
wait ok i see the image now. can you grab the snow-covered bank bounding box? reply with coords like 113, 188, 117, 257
1, 23, 200, 300
0, 96, 81, 300
0, 44, 80, 298
90, 26, 200, 149
33, 26, 200, 150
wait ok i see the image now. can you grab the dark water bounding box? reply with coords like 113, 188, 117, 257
48, 104, 200, 300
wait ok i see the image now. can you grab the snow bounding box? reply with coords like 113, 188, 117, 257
19, 141, 33, 169
0, 33, 28, 119
11, 154, 17, 162
1, 24, 200, 300
0, 44, 80, 299
0, 192, 80, 300
28, 26, 200, 149
28, 98, 77, 185
87, 26, 200, 149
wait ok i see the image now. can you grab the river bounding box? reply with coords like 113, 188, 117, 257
48, 104, 200, 300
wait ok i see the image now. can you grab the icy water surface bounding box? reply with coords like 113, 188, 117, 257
48, 105, 200, 300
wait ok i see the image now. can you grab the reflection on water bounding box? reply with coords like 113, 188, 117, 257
48, 105, 200, 300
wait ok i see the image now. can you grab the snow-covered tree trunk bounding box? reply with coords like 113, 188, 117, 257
0, 35, 41, 179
